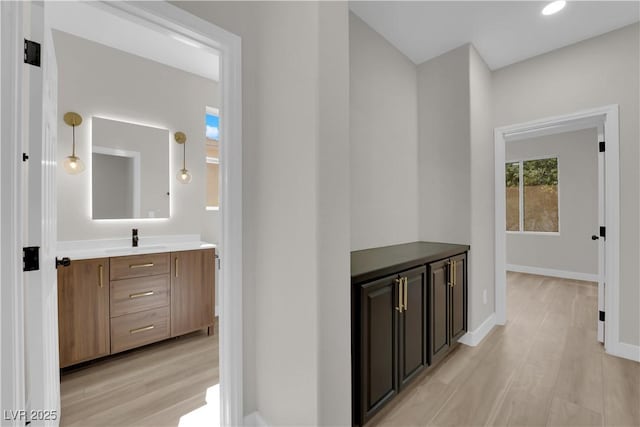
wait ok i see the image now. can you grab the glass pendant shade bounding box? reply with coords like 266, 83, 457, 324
63, 155, 85, 174
176, 168, 192, 184
63, 112, 84, 175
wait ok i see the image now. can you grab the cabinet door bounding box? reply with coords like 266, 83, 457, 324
360, 275, 399, 422
428, 259, 449, 364
450, 253, 467, 342
58, 258, 110, 368
170, 249, 215, 337
398, 266, 428, 389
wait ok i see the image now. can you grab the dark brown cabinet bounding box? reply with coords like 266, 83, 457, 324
357, 266, 427, 424
352, 242, 469, 427
171, 249, 215, 337
58, 258, 110, 368
428, 253, 467, 365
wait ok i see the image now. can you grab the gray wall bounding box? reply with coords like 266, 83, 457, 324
54, 30, 219, 241
417, 44, 496, 332
506, 128, 599, 275
493, 23, 639, 346
349, 13, 418, 251
417, 45, 471, 245
469, 45, 495, 331
173, 2, 352, 425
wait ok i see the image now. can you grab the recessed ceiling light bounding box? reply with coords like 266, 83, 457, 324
542, 0, 566, 16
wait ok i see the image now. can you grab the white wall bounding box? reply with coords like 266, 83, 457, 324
172, 2, 352, 425
417, 45, 471, 245
468, 45, 495, 331
349, 13, 418, 251
493, 23, 639, 346
54, 30, 219, 242
318, 4, 351, 424
506, 128, 599, 275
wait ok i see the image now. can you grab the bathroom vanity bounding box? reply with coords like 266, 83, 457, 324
351, 241, 469, 426
57, 239, 215, 368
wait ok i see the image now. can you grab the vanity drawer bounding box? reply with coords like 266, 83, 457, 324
110, 307, 170, 353
110, 275, 169, 318
110, 253, 170, 280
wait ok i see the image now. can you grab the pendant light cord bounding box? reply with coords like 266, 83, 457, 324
183, 141, 186, 170
72, 124, 76, 157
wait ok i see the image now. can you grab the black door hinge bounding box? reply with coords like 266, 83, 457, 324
24, 39, 41, 67
599, 141, 605, 152
23, 153, 29, 162
23, 246, 40, 271
600, 226, 606, 239
599, 311, 605, 322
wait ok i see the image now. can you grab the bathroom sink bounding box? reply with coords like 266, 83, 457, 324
104, 245, 168, 254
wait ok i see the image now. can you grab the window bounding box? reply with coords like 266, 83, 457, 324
206, 108, 220, 210
505, 157, 558, 233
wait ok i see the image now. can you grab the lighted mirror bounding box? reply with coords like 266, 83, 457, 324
91, 117, 170, 219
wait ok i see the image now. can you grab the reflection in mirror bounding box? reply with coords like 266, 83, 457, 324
92, 117, 170, 219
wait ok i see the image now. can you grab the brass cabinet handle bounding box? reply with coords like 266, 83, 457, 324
403, 277, 408, 311
130, 263, 154, 269
130, 324, 154, 334
98, 264, 104, 288
129, 291, 154, 299
175, 257, 179, 278
453, 260, 457, 287
395, 278, 403, 312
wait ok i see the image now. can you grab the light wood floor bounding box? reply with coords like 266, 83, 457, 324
60, 328, 219, 427
60, 275, 639, 426
374, 273, 640, 427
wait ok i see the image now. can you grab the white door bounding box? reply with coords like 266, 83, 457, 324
0, 1, 60, 425
596, 125, 606, 343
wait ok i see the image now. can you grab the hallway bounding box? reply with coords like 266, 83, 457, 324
374, 273, 639, 426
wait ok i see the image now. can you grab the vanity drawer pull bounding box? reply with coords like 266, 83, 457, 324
129, 263, 154, 269
129, 324, 154, 334
129, 291, 155, 299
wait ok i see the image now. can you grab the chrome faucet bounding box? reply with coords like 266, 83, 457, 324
132, 228, 139, 247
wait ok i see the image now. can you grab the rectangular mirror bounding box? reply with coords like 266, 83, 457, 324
92, 117, 170, 219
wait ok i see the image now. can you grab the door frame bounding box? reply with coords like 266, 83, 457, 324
2, 1, 244, 425
1, 1, 27, 422
494, 104, 623, 358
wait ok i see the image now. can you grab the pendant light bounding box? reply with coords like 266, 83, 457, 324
175, 131, 192, 184
63, 112, 85, 174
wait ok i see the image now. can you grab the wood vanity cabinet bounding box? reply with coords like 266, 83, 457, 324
170, 249, 215, 337
351, 242, 469, 426
358, 266, 427, 423
109, 253, 171, 354
57, 248, 215, 368
58, 258, 110, 368
428, 253, 468, 364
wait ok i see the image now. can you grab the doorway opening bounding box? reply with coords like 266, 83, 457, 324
2, 1, 243, 426
494, 105, 623, 357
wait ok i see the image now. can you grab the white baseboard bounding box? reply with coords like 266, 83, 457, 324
458, 313, 496, 347
244, 411, 269, 427
506, 264, 598, 283
607, 341, 640, 363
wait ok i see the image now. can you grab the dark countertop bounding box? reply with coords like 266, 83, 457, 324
351, 241, 470, 284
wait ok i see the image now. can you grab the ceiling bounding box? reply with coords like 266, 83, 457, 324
349, 1, 640, 70
47, 2, 219, 81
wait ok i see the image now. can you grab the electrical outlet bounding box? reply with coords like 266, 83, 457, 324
483, 289, 487, 304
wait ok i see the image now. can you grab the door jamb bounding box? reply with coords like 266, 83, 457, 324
39, 1, 243, 425
494, 105, 624, 358
0, 1, 27, 421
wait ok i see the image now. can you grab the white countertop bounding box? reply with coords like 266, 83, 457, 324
57, 234, 216, 260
